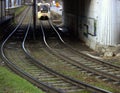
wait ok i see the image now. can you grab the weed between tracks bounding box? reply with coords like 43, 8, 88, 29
28, 41, 120, 93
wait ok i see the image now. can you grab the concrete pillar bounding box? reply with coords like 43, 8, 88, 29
98, 0, 119, 46
16, 0, 18, 5
19, 0, 21, 5
9, 0, 12, 7
11, 0, 14, 7
116, 0, 120, 43
63, 0, 120, 48
0, 0, 5, 17
6, 0, 9, 8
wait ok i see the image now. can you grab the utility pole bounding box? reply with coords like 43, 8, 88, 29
33, 0, 36, 40
33, 0, 36, 31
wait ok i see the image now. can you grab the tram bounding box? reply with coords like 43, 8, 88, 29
37, 3, 50, 20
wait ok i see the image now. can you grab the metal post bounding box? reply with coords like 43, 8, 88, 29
33, 0, 36, 31
76, 0, 79, 38
33, 0, 36, 40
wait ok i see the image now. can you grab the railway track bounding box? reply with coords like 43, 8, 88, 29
40, 20, 120, 85
0, 6, 111, 93
20, 22, 112, 92
1, 7, 59, 93
1, 7, 55, 93
40, 21, 120, 84
23, 19, 118, 92
17, 20, 111, 93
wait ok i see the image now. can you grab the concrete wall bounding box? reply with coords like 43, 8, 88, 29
117, 0, 120, 44
77, 0, 98, 49
96, 0, 119, 46
6, 0, 22, 8
0, 0, 5, 17
63, 0, 120, 50
63, 0, 78, 37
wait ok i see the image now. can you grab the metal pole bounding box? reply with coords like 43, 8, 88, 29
76, 0, 79, 38
32, 0, 36, 40
33, 0, 36, 31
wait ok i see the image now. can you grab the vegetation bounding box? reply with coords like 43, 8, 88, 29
0, 66, 44, 93
29, 44, 120, 93
7, 5, 27, 17
14, 5, 27, 16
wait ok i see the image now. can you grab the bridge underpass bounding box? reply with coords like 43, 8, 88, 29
62, 0, 120, 51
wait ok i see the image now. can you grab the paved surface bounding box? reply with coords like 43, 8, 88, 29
50, 6, 62, 15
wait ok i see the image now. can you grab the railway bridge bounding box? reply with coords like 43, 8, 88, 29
62, 0, 120, 50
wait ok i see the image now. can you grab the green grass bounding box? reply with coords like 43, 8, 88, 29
8, 5, 27, 17
0, 66, 44, 93
14, 6, 27, 16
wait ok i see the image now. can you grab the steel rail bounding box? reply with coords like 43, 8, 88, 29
1, 6, 58, 93
1, 6, 55, 93
22, 16, 63, 93
51, 20, 120, 70
1, 6, 60, 93
39, 20, 112, 93
48, 21, 120, 82
1, 7, 64, 93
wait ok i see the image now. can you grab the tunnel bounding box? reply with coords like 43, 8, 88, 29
62, 0, 120, 50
